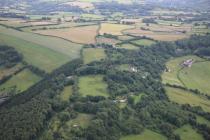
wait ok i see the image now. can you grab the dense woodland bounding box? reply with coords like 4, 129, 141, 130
0, 34, 210, 140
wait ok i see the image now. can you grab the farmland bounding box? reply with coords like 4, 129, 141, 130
59, 86, 72, 102
78, 75, 109, 97
131, 39, 156, 46
165, 87, 210, 113
82, 48, 106, 64
116, 43, 139, 50
120, 129, 167, 140
0, 69, 41, 96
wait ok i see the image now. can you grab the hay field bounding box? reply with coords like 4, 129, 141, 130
36, 25, 99, 44
83, 48, 106, 64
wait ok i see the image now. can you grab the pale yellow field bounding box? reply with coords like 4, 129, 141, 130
100, 23, 134, 35
96, 36, 121, 45
36, 25, 99, 44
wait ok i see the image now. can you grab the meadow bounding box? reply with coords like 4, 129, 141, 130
59, 86, 72, 101
0, 63, 23, 80
100, 23, 134, 35
175, 125, 204, 140
66, 113, 93, 128
131, 39, 156, 46
82, 48, 106, 64
36, 25, 99, 44
116, 43, 139, 50
0, 69, 41, 96
120, 129, 167, 140
78, 75, 109, 97
165, 87, 210, 113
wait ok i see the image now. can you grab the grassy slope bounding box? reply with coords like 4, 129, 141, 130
0, 69, 41, 94
131, 39, 156, 46
120, 129, 167, 140
165, 87, 210, 113
175, 125, 204, 140
78, 75, 109, 97
83, 48, 106, 64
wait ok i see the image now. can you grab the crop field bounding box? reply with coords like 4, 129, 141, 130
131, 39, 156, 46
120, 129, 167, 140
83, 48, 106, 64
0, 69, 41, 96
100, 23, 134, 35
165, 87, 210, 113
116, 43, 139, 50
162, 55, 210, 95
0, 63, 24, 80
60, 86, 72, 101
175, 125, 204, 140
36, 25, 99, 44
78, 75, 109, 97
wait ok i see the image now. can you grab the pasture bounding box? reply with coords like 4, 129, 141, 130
35, 25, 99, 44
120, 129, 167, 140
100, 23, 134, 35
78, 75, 109, 97
175, 125, 204, 140
0, 63, 23, 80
196, 115, 210, 127
67, 113, 93, 128
165, 87, 210, 113
60, 86, 72, 101
116, 44, 139, 50
131, 39, 156, 46
0, 69, 41, 96
83, 48, 106, 64
96, 36, 121, 45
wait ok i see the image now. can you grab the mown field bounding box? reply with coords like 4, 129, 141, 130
0, 69, 41, 96
100, 23, 134, 35
78, 75, 109, 97
162, 55, 210, 95
82, 48, 106, 64
0, 26, 82, 72
120, 129, 167, 140
165, 87, 210, 113
35, 25, 99, 44
175, 125, 204, 140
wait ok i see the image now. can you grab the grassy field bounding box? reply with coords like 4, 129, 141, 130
0, 69, 41, 95
131, 39, 156, 46
117, 44, 139, 50
36, 25, 99, 44
175, 125, 204, 140
60, 86, 72, 101
67, 113, 93, 128
96, 36, 121, 45
120, 129, 167, 140
132, 93, 145, 104
165, 87, 210, 113
100, 23, 134, 35
196, 115, 210, 127
78, 75, 109, 97
83, 48, 106, 64
162, 55, 210, 95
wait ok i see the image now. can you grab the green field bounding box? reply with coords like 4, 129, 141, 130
0, 69, 41, 95
162, 55, 210, 95
117, 44, 139, 50
120, 129, 167, 140
60, 86, 72, 101
67, 113, 92, 128
131, 39, 156, 47
175, 125, 204, 140
83, 48, 106, 64
196, 115, 210, 127
165, 87, 210, 113
132, 93, 145, 104
78, 75, 109, 97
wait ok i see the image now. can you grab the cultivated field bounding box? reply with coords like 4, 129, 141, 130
0, 69, 41, 96
78, 75, 109, 97
83, 48, 106, 64
100, 23, 134, 35
131, 39, 156, 46
162, 55, 210, 95
165, 87, 210, 113
120, 129, 167, 140
175, 125, 204, 140
36, 25, 99, 44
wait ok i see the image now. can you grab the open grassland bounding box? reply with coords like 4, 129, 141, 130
60, 86, 72, 101
67, 113, 93, 128
120, 129, 167, 140
162, 55, 210, 95
131, 39, 156, 46
83, 48, 106, 64
196, 115, 210, 127
175, 125, 204, 140
118, 35, 134, 41
0, 63, 24, 80
0, 33, 70, 72
100, 23, 134, 35
78, 75, 109, 97
81, 14, 105, 20
0, 69, 41, 95
116, 44, 139, 50
35, 25, 99, 44
96, 36, 121, 45
165, 87, 210, 113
